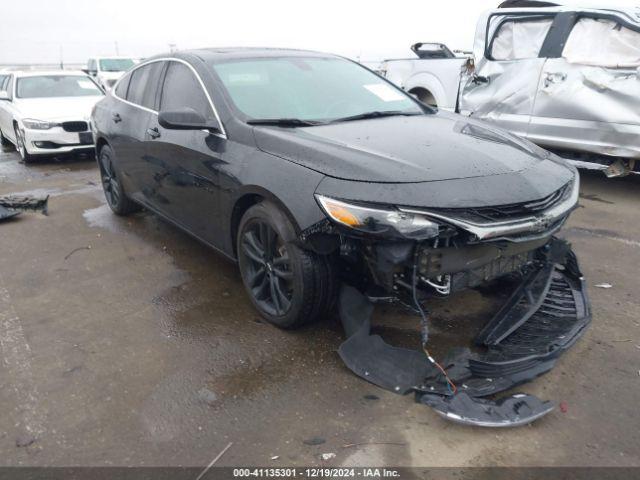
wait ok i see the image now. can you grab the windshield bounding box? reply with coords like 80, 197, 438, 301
99, 58, 135, 72
16, 76, 103, 98
211, 57, 423, 122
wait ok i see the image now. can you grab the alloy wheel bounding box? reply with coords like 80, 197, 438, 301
15, 128, 26, 159
99, 153, 120, 208
240, 220, 294, 316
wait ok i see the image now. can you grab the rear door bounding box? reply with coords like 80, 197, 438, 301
460, 13, 555, 137
146, 60, 226, 246
528, 13, 640, 159
111, 61, 164, 200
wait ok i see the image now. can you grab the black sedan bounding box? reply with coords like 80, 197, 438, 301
91, 47, 580, 328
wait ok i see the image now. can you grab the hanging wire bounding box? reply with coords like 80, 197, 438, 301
412, 246, 457, 395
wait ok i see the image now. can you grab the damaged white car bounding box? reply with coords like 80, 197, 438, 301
381, 1, 640, 176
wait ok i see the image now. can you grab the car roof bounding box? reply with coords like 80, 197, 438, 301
145, 47, 341, 64
494, 4, 640, 24
91, 56, 136, 60
11, 70, 90, 78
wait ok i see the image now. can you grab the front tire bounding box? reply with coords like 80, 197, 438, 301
14, 125, 35, 163
0, 127, 12, 148
98, 144, 140, 215
237, 201, 335, 328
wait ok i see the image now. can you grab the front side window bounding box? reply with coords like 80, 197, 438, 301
6, 76, 13, 99
211, 57, 421, 122
126, 62, 163, 109
0, 75, 8, 92
489, 17, 554, 61
99, 58, 135, 72
160, 62, 213, 119
16, 75, 103, 98
562, 17, 640, 68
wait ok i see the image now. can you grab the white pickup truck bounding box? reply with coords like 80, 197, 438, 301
380, 1, 640, 174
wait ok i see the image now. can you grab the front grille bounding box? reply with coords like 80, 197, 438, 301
61, 121, 89, 132
480, 272, 582, 361
435, 183, 569, 223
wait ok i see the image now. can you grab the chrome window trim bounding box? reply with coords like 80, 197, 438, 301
399, 175, 580, 241
111, 57, 227, 138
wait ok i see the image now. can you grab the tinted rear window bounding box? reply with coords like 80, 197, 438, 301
114, 73, 130, 98
126, 62, 164, 109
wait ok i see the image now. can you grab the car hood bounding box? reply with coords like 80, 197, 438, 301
15, 96, 104, 122
253, 111, 567, 183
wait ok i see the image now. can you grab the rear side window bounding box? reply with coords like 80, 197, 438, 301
160, 62, 213, 119
0, 75, 8, 91
114, 73, 130, 98
562, 17, 640, 68
489, 18, 554, 60
126, 62, 164, 110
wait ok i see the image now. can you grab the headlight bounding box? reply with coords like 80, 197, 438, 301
315, 195, 439, 240
22, 119, 58, 130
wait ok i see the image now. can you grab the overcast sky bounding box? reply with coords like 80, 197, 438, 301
1, 0, 638, 65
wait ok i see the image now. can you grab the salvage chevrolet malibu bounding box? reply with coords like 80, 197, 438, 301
92, 49, 590, 426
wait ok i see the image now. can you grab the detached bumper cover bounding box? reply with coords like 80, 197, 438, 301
338, 238, 591, 427
421, 392, 554, 428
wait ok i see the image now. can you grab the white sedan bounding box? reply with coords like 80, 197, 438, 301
0, 71, 104, 163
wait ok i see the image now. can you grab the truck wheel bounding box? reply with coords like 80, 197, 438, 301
98, 144, 140, 215
237, 201, 335, 328
411, 88, 437, 108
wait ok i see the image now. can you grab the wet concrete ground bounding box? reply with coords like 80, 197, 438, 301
0, 147, 639, 468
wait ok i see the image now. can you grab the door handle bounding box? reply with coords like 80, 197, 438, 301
112, 113, 122, 123
146, 127, 161, 139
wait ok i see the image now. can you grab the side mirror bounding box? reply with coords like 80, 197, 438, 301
158, 108, 221, 133
0, 91, 10, 101
84, 69, 97, 76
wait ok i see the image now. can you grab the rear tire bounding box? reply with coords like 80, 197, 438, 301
237, 201, 335, 328
98, 144, 140, 216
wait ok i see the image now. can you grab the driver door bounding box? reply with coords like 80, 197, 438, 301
145, 60, 226, 247
0, 75, 17, 142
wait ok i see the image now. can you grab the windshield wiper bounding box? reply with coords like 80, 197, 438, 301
330, 110, 423, 123
246, 118, 322, 127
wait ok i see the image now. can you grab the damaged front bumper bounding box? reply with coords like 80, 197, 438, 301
336, 237, 591, 427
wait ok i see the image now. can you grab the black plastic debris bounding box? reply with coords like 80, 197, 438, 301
420, 392, 554, 427
337, 237, 591, 427
0, 205, 20, 223
0, 195, 49, 215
